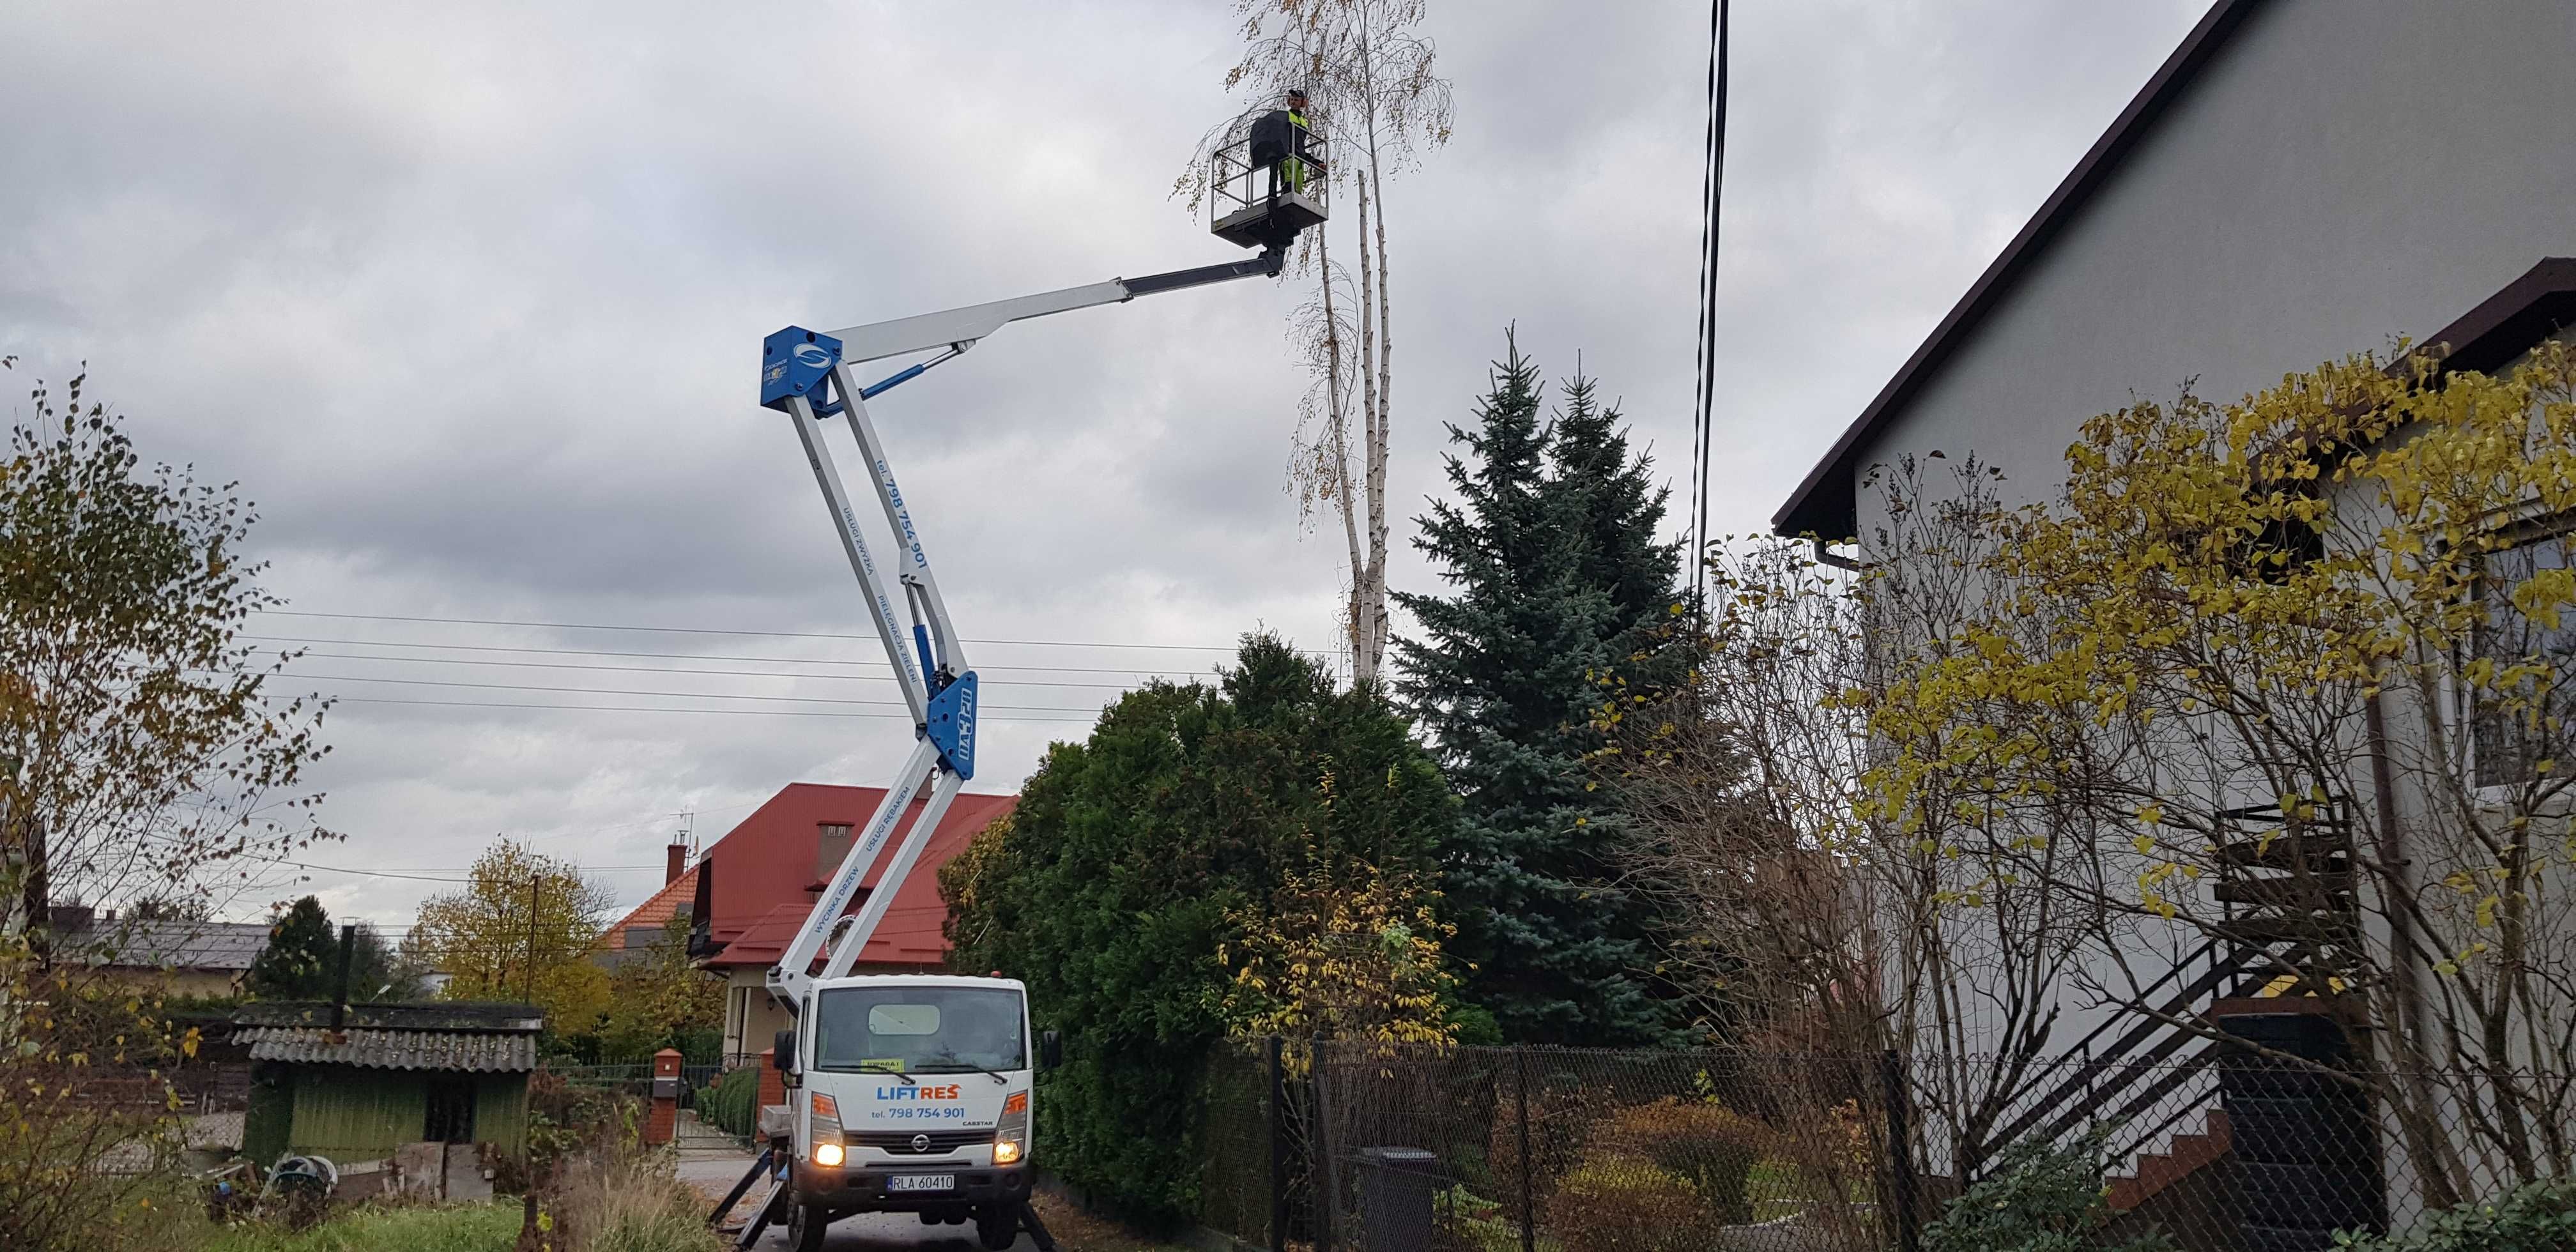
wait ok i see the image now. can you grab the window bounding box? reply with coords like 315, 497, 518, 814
812, 986, 1026, 1075
2472, 528, 2576, 789
424, 1078, 477, 1143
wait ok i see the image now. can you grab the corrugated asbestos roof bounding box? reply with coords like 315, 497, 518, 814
238, 1026, 538, 1073
67, 920, 273, 972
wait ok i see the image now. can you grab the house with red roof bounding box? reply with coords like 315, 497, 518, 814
591, 782, 1016, 1059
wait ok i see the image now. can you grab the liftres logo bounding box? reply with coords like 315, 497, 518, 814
878, 1084, 963, 1101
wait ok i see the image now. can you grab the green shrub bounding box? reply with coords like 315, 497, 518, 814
1598, 1097, 1774, 1224
939, 637, 1460, 1229
2332, 1177, 2576, 1251
1923, 1131, 2174, 1252
1542, 1152, 1705, 1252
698, 1065, 758, 1138
1487, 1081, 1609, 1228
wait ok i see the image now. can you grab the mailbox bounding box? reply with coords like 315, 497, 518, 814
652, 1076, 682, 1099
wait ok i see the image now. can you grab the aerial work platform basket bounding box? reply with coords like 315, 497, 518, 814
1210, 110, 1329, 253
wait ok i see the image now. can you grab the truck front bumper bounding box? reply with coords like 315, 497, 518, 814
792, 1159, 1032, 1212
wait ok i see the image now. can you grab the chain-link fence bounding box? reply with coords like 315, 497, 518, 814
1195, 1039, 2575, 1252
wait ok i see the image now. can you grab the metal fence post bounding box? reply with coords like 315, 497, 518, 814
1515, 1048, 1536, 1252
1880, 1050, 1920, 1252
1268, 1035, 1289, 1252
1312, 1039, 1338, 1252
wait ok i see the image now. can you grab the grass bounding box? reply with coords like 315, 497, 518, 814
199, 1202, 523, 1252
153, 1154, 719, 1252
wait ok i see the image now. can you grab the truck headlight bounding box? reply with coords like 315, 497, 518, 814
809, 1092, 845, 1167
994, 1090, 1028, 1164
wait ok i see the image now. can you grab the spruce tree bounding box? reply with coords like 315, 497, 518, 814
1394, 333, 1686, 1046
247, 895, 339, 1000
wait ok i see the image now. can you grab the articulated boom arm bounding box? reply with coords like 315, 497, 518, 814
755, 250, 1282, 1009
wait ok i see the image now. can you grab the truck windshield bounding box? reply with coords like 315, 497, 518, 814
813, 986, 1027, 1074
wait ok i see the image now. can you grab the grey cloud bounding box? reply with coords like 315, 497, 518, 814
3, 1, 2204, 922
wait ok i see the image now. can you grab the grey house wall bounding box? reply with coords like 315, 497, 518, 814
1846, 0, 2576, 540
1836, 0, 2576, 1084
1809, 0, 2576, 1218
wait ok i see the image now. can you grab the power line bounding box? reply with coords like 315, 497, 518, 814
275, 671, 1112, 714
243, 635, 1224, 679
274, 650, 1157, 691
1687, 0, 1730, 611
253, 609, 1308, 655
273, 694, 1100, 722
268, 859, 476, 883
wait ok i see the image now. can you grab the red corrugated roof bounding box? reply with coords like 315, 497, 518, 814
691, 782, 1015, 970
601, 866, 699, 950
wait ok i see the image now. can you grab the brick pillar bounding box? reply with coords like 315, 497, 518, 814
645, 1048, 682, 1146
759, 1046, 785, 1110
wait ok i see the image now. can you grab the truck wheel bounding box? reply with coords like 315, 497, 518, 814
977, 1205, 1017, 1250
787, 1200, 829, 1252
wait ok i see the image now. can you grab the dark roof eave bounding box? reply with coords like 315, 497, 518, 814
1772, 0, 2266, 539
2416, 258, 2576, 376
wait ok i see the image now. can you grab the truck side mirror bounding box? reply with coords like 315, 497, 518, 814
1039, 1030, 1062, 1071
774, 1027, 797, 1077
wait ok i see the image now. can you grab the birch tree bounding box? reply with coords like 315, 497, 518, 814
1182, 0, 1452, 686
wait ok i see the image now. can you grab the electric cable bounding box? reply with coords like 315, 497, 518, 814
278, 694, 1099, 722
252, 609, 1321, 655
1687, 0, 1730, 613
241, 635, 1221, 679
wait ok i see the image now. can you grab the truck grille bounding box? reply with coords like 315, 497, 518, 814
850, 1129, 991, 1154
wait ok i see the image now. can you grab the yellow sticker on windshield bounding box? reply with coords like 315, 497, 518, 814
858, 1058, 907, 1074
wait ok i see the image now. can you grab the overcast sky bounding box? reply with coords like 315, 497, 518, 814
0, 1, 2206, 931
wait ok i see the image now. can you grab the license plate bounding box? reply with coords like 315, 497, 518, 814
887, 1174, 955, 1193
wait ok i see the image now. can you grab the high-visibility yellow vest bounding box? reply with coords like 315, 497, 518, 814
1286, 109, 1312, 192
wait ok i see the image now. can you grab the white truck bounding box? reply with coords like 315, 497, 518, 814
715, 119, 1324, 1251
769, 974, 1055, 1249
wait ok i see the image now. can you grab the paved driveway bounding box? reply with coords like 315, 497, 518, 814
678, 1147, 1042, 1251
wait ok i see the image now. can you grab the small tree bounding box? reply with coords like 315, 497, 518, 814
1220, 864, 1458, 1047
407, 838, 613, 1032
1850, 342, 2576, 1201
1606, 459, 2090, 1172
247, 895, 338, 999
601, 914, 722, 1060
0, 365, 332, 1252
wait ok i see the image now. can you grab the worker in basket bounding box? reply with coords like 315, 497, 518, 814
1252, 88, 1326, 199
1284, 88, 1321, 193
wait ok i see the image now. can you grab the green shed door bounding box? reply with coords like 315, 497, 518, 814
424, 1078, 477, 1142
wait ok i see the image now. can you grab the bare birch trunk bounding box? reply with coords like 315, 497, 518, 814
1315, 230, 1368, 672
1358, 47, 1395, 691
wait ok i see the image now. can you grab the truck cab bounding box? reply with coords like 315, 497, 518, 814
775, 973, 1054, 1251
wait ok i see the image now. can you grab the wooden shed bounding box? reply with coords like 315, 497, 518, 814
236, 1002, 543, 1166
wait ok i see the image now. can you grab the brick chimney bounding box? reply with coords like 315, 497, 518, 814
666, 840, 687, 885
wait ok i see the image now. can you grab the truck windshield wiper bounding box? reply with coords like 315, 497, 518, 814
916, 1058, 1012, 1085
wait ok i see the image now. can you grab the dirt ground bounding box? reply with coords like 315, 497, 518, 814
1024, 1193, 1191, 1252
